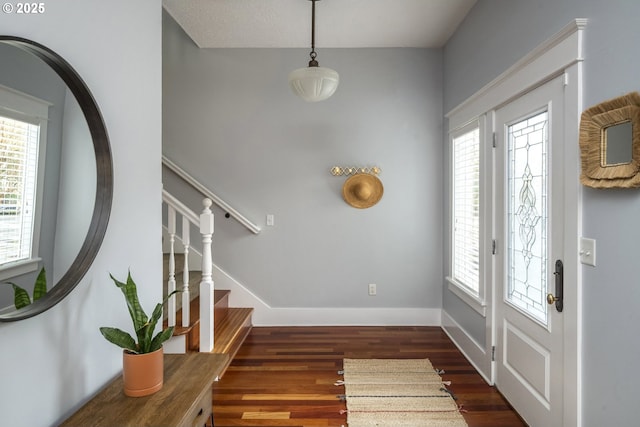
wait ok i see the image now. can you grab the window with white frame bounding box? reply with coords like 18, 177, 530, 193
0, 84, 48, 278
0, 115, 40, 265
446, 117, 488, 316
451, 124, 480, 294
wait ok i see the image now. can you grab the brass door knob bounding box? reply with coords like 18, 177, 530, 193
547, 293, 559, 305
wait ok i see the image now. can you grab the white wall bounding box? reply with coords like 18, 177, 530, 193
443, 0, 640, 425
54, 88, 95, 283
163, 12, 444, 318
0, 1, 162, 426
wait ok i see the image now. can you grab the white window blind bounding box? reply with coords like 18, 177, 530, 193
0, 115, 40, 266
452, 127, 480, 294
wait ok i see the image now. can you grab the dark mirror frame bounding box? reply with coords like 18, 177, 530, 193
0, 36, 113, 321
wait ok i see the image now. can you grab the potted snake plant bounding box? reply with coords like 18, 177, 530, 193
100, 271, 179, 397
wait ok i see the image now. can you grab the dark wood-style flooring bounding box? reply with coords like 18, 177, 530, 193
212, 326, 527, 426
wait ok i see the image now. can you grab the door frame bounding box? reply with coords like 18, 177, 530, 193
445, 19, 586, 427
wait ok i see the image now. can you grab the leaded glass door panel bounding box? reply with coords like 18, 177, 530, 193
508, 109, 549, 325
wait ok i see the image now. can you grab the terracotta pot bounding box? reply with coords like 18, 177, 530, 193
122, 347, 164, 397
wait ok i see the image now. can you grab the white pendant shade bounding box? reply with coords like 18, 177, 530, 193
289, 66, 339, 102
289, 0, 338, 102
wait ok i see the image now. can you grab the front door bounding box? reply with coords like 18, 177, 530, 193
494, 75, 565, 427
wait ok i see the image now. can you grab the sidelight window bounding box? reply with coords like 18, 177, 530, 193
451, 124, 480, 294
446, 117, 489, 316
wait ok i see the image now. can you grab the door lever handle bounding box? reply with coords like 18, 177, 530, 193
548, 260, 563, 312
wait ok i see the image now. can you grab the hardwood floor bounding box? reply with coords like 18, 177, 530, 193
212, 326, 527, 426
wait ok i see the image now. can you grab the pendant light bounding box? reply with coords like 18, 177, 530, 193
288, 0, 339, 102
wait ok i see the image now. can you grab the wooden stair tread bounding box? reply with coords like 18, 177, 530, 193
169, 306, 253, 374
212, 307, 253, 375
212, 307, 253, 354
166, 290, 230, 336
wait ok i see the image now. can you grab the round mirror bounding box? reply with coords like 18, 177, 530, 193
0, 36, 113, 321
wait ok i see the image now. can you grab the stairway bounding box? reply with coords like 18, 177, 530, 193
163, 254, 253, 375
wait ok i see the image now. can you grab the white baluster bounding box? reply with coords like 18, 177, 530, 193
199, 198, 214, 352
167, 207, 176, 327
181, 217, 191, 327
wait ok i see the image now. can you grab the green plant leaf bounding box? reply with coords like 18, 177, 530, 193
149, 326, 175, 353
143, 302, 164, 352
9, 283, 31, 309
2, 268, 47, 309
99, 327, 138, 353
32, 267, 47, 301
135, 322, 154, 354
110, 272, 148, 339
148, 302, 164, 330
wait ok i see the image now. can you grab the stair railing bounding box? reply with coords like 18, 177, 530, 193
162, 189, 215, 352
163, 155, 261, 234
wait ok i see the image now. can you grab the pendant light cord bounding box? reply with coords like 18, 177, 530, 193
309, 0, 319, 66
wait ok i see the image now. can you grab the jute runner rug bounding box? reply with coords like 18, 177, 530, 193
337, 359, 468, 427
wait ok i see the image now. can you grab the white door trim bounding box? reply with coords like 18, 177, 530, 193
446, 19, 587, 130
559, 60, 583, 427
446, 19, 585, 427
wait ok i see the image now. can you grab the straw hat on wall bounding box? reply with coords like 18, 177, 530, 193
342, 173, 384, 209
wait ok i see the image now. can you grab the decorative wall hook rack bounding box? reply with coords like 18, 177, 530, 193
330, 166, 381, 176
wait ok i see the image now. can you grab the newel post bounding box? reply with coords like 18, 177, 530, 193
199, 198, 215, 352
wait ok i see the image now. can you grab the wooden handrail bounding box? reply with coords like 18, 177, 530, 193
162, 189, 199, 225
162, 155, 261, 234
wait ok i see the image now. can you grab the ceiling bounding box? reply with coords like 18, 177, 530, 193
162, 0, 477, 49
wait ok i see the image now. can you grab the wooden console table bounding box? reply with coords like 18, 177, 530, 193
61, 353, 229, 427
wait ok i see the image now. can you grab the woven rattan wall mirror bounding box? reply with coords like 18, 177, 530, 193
579, 91, 640, 188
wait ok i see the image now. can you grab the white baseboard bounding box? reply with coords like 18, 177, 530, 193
252, 306, 441, 326
441, 310, 493, 384
213, 265, 441, 326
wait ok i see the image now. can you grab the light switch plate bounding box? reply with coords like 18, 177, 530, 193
579, 237, 596, 266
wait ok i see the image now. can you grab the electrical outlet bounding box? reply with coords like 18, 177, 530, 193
266, 214, 275, 226
368, 283, 376, 296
